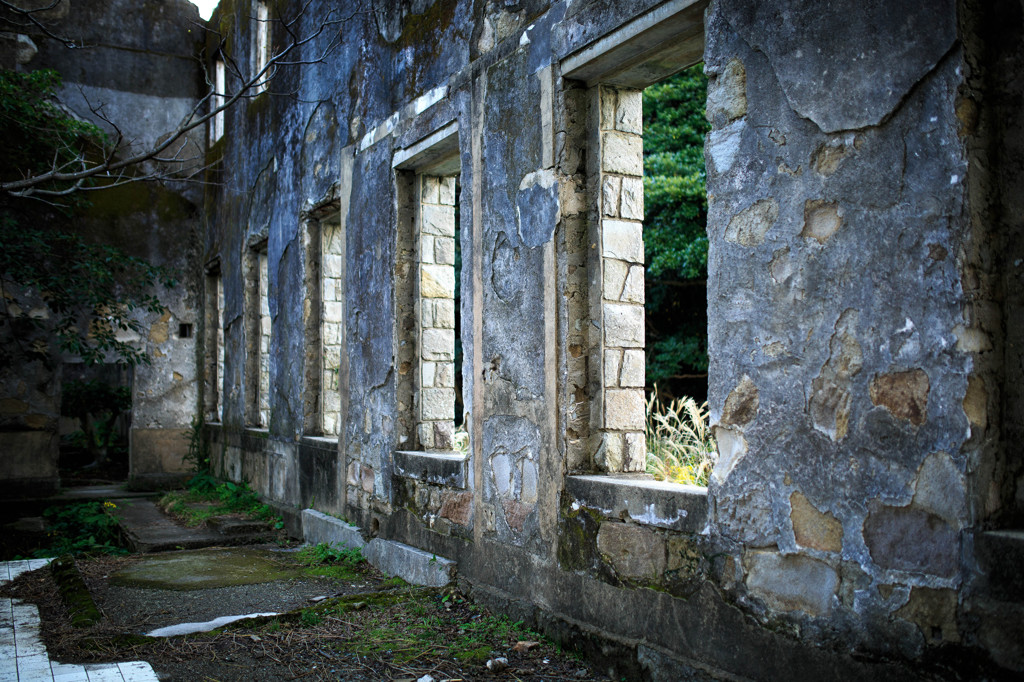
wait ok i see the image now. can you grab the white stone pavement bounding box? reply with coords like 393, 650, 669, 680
1, 560, 159, 682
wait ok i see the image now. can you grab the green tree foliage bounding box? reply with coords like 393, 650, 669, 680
643, 64, 710, 396
0, 69, 175, 367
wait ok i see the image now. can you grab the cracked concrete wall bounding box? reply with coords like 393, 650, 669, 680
201, 0, 1021, 676
1, 0, 204, 490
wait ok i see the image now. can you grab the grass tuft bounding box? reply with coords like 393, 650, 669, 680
645, 390, 716, 487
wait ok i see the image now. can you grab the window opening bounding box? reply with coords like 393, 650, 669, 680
253, 1, 270, 93
258, 248, 270, 427
246, 243, 269, 427
204, 267, 224, 422
639, 64, 713, 486
590, 73, 711, 480
417, 174, 458, 450
210, 59, 226, 143
320, 213, 344, 436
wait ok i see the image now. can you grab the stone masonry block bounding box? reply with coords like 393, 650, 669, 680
603, 258, 628, 300
601, 131, 643, 176
605, 388, 645, 431
421, 203, 455, 236
600, 87, 616, 131
624, 431, 645, 472
420, 234, 436, 264
421, 299, 435, 328
620, 349, 645, 387
323, 301, 344, 323
420, 175, 440, 204
598, 521, 664, 579
421, 264, 455, 298
621, 265, 644, 303
434, 361, 455, 387
438, 176, 456, 206
435, 236, 455, 265
603, 303, 644, 348
599, 431, 624, 471
615, 90, 642, 134
363, 538, 455, 587
602, 175, 621, 216
421, 387, 455, 420
620, 176, 643, 220
422, 361, 437, 388
745, 550, 838, 617
433, 298, 455, 329
421, 328, 454, 361
302, 509, 365, 549
418, 421, 435, 448
603, 220, 644, 264
604, 349, 622, 387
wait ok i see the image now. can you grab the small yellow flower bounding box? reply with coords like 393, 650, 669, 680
103, 501, 117, 509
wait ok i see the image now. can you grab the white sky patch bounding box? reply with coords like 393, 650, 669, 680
191, 0, 219, 20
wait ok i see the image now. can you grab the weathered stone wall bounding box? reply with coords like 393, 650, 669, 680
2, 0, 204, 490
202, 0, 1022, 677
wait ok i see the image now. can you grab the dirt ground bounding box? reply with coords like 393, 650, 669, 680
2, 550, 610, 681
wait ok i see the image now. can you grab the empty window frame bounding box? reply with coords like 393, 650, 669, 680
302, 209, 344, 437
561, 0, 707, 475
253, 1, 270, 93
204, 265, 225, 421
246, 242, 270, 427
396, 173, 460, 450
209, 59, 226, 144
394, 125, 462, 452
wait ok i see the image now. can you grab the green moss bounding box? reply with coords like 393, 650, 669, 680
51, 555, 102, 627
556, 498, 604, 571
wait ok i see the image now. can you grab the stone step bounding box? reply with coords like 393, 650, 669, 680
301, 509, 365, 549
363, 538, 455, 587
111, 499, 275, 553
976, 529, 1024, 602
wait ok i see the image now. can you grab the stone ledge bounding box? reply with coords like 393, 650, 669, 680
566, 474, 707, 533
363, 538, 455, 587
301, 509, 365, 549
300, 435, 339, 452
394, 450, 468, 488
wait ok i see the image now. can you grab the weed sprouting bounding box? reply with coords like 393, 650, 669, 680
159, 476, 284, 530
28, 502, 128, 557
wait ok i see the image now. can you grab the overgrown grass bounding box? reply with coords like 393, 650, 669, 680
302, 591, 540, 666
645, 391, 716, 487
159, 473, 283, 529
294, 542, 365, 579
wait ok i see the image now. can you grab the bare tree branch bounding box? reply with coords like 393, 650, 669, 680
2, 1, 362, 198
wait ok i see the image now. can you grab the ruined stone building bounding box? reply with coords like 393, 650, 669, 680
4, 0, 1024, 678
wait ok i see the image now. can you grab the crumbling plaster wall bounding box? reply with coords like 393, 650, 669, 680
1, 0, 204, 490
204, 0, 1020, 677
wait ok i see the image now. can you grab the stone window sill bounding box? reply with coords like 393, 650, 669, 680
301, 435, 339, 447
566, 474, 707, 533
394, 450, 469, 489
243, 427, 270, 437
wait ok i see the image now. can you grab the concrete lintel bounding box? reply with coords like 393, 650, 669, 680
301, 509, 365, 549
566, 474, 708, 533
393, 121, 460, 175
394, 450, 469, 489
363, 538, 456, 587
560, 0, 707, 89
